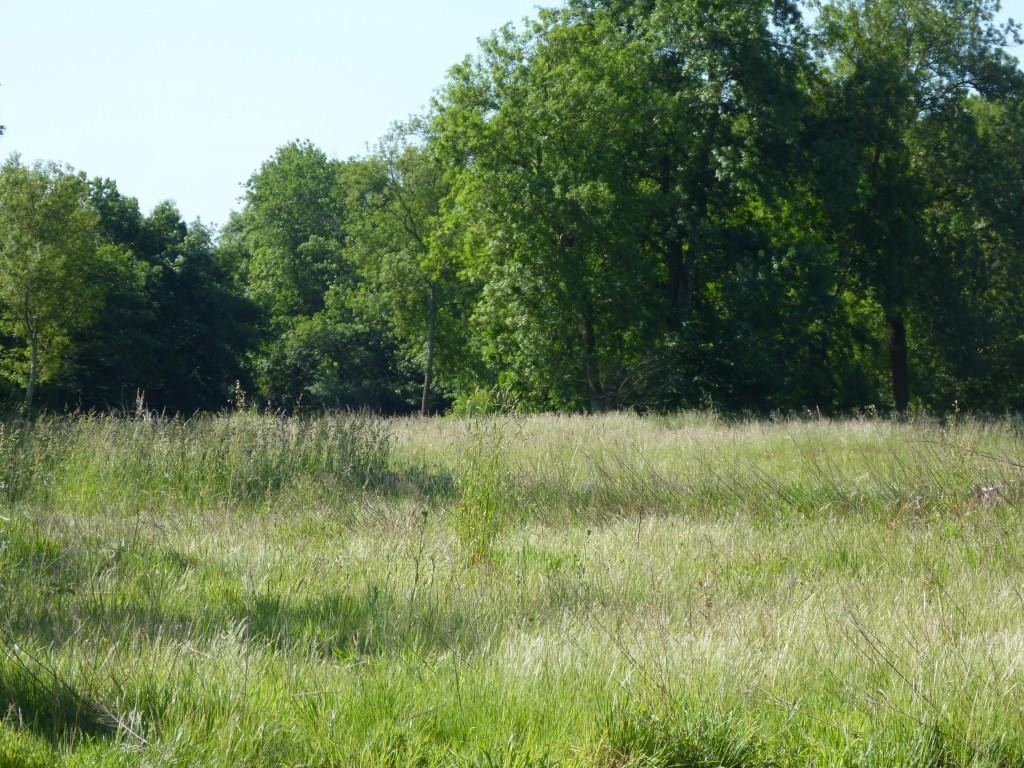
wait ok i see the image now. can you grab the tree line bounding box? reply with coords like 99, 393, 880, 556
2, 0, 1023, 416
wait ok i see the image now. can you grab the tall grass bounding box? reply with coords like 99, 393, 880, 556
1, 412, 1022, 766
0, 411, 393, 513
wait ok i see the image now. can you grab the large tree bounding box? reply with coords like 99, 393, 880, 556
909, 95, 1024, 410
434, 10, 668, 410
433, 0, 818, 411
0, 158, 115, 409
230, 141, 413, 411
810, 0, 1023, 413
56, 184, 258, 414
346, 121, 472, 415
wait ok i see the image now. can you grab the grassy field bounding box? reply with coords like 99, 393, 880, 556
1, 411, 1023, 767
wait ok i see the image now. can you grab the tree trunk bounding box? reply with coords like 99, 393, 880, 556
25, 328, 38, 411
420, 282, 438, 417
658, 150, 696, 329
888, 313, 910, 417
664, 230, 692, 326
580, 316, 605, 412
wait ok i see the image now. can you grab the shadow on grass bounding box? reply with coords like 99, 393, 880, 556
241, 583, 474, 659
0, 649, 116, 745
388, 464, 458, 500
600, 702, 1024, 768
3, 523, 479, 661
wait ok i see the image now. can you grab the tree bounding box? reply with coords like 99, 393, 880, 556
433, 0, 816, 411
241, 141, 349, 322
52, 185, 258, 414
0, 158, 114, 409
434, 10, 668, 410
144, 210, 259, 412
810, 0, 1023, 413
346, 121, 470, 415
234, 141, 350, 407
601, 0, 824, 411
909, 95, 1024, 410
232, 141, 414, 411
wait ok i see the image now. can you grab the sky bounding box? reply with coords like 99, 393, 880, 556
0, 0, 544, 228
1, 0, 1022, 230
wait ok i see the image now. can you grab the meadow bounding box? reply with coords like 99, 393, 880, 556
1, 411, 1022, 767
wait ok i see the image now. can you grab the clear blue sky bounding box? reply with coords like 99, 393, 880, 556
1, 0, 1021, 229
0, 0, 545, 228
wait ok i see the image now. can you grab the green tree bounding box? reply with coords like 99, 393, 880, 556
241, 141, 349, 322
909, 95, 1024, 409
57, 186, 258, 414
622, 0, 823, 410
435, 10, 668, 410
235, 141, 350, 407
233, 141, 414, 411
347, 122, 471, 415
0, 158, 115, 409
810, 0, 1022, 413
434, 0, 818, 411
146, 211, 259, 412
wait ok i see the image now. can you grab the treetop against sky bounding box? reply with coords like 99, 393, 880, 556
3, 0, 1019, 229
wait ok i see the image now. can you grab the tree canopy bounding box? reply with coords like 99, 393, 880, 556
2, 0, 1022, 415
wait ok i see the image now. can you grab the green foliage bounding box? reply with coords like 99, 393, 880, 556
2, 1, 1024, 417
808, 0, 1024, 412
345, 121, 473, 414
227, 141, 417, 412
241, 141, 349, 319
62, 188, 257, 414
450, 386, 522, 417
433, 10, 671, 411
0, 158, 118, 408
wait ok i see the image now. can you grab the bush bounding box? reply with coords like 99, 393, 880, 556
449, 387, 522, 418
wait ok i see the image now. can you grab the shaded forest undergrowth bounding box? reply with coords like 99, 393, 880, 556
2, 412, 1024, 766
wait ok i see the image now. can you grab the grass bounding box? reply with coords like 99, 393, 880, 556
1, 410, 1023, 766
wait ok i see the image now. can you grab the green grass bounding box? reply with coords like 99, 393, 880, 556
1, 411, 1023, 766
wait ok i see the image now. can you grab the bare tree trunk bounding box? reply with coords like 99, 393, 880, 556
581, 316, 605, 412
664, 230, 692, 326
25, 327, 38, 411
888, 312, 910, 417
659, 159, 698, 328
420, 282, 438, 417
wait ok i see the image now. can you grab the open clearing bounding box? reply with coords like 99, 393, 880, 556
1, 413, 1023, 767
